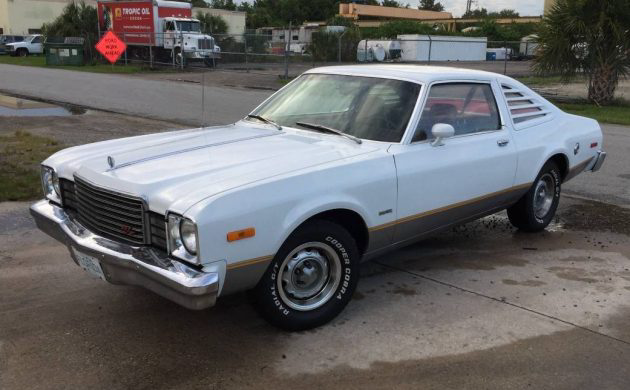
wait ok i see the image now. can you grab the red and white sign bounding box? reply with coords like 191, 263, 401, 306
97, 1, 193, 46
95, 30, 127, 64
98, 1, 155, 45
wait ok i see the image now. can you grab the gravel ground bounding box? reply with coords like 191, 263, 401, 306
0, 109, 184, 146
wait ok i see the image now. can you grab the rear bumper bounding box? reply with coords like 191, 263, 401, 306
30, 200, 219, 310
591, 150, 606, 172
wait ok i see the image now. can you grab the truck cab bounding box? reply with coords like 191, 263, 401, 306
162, 17, 220, 65
7, 34, 43, 57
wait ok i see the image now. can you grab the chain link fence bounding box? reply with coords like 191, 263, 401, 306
73, 31, 550, 81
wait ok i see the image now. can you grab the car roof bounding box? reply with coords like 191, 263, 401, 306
304, 64, 513, 84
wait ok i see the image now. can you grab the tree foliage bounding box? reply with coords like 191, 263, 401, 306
196, 11, 228, 34
41, 1, 98, 60
534, 0, 630, 104
209, 0, 237, 10
462, 8, 519, 19
418, 0, 444, 12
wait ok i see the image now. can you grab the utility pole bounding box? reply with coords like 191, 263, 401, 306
465, 0, 475, 14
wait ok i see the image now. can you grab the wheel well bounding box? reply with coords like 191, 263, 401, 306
549, 153, 569, 181
301, 209, 369, 255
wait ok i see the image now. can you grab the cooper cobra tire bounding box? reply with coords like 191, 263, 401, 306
253, 220, 360, 331
507, 160, 561, 232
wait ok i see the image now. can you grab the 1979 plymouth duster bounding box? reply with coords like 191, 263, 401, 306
31, 65, 606, 330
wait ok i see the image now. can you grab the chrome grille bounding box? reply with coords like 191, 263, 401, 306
73, 176, 146, 245
198, 38, 213, 50
149, 212, 167, 251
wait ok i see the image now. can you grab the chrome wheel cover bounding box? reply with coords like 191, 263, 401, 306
277, 242, 342, 311
533, 173, 556, 219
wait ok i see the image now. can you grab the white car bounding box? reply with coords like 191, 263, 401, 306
31, 65, 606, 330
7, 34, 43, 56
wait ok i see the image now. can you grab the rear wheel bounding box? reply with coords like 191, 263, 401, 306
253, 220, 360, 331
507, 160, 561, 232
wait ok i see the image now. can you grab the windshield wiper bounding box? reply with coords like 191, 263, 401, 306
295, 122, 362, 144
246, 114, 282, 130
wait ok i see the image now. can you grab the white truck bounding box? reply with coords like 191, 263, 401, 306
6, 34, 43, 57
97, 0, 220, 66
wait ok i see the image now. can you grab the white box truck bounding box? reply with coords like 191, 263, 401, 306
397, 35, 487, 62
97, 0, 220, 66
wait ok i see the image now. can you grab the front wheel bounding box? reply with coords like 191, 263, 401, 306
507, 160, 561, 232
253, 220, 360, 331
17, 48, 29, 57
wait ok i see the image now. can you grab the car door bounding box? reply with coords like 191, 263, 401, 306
389, 80, 519, 244
30, 36, 43, 53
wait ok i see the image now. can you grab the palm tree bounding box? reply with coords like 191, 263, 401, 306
534, 0, 630, 105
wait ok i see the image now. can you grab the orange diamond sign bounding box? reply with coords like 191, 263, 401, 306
95, 30, 127, 64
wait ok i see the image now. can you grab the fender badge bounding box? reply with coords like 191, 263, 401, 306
574, 143, 580, 155
107, 156, 115, 169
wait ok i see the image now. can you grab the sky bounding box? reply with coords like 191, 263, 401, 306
232, 1, 545, 18
421, 0, 544, 17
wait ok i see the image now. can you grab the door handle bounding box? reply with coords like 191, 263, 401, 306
497, 139, 509, 147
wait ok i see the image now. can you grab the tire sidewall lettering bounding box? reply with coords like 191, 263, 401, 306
269, 235, 354, 314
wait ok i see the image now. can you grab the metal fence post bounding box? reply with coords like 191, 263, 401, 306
123, 33, 127, 65
503, 40, 507, 75
427, 35, 432, 63
284, 23, 290, 79
244, 35, 249, 72
365, 39, 368, 62
180, 30, 184, 70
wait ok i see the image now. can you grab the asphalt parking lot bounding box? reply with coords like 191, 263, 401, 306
1, 66, 630, 388
2, 196, 630, 389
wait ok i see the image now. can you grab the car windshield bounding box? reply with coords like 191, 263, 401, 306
250, 74, 422, 142
25, 35, 37, 42
176, 21, 200, 32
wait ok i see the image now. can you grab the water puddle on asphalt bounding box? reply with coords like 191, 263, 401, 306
0, 94, 85, 116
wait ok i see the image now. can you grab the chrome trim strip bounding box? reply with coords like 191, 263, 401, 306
564, 156, 595, 182
369, 182, 532, 232
227, 255, 273, 270
107, 132, 280, 171
30, 200, 219, 310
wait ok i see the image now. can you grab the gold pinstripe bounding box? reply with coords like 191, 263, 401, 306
369, 182, 533, 232
226, 255, 274, 270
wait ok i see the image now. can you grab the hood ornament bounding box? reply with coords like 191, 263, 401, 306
107, 156, 116, 169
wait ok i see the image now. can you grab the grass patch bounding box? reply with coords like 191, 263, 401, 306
517, 75, 564, 86
0, 55, 145, 74
556, 102, 630, 126
0, 131, 63, 201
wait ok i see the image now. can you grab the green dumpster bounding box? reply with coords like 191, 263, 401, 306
45, 37, 85, 66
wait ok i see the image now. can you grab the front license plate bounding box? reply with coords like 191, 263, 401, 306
72, 248, 106, 281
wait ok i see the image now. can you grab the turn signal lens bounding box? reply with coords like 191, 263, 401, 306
227, 227, 255, 242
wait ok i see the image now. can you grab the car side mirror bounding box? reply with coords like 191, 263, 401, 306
430, 123, 455, 147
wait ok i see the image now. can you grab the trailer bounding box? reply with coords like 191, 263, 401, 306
97, 0, 220, 66
397, 35, 487, 62
357, 40, 401, 62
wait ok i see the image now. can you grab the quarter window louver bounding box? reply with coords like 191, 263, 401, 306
502, 84, 553, 127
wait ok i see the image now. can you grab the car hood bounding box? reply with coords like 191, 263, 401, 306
47, 122, 379, 214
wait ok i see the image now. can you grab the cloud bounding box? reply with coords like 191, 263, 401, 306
429, 0, 544, 17
231, 0, 545, 18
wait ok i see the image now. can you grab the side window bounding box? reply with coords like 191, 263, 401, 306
413, 83, 501, 142
31, 36, 42, 44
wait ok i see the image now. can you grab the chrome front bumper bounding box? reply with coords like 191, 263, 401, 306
30, 200, 219, 310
